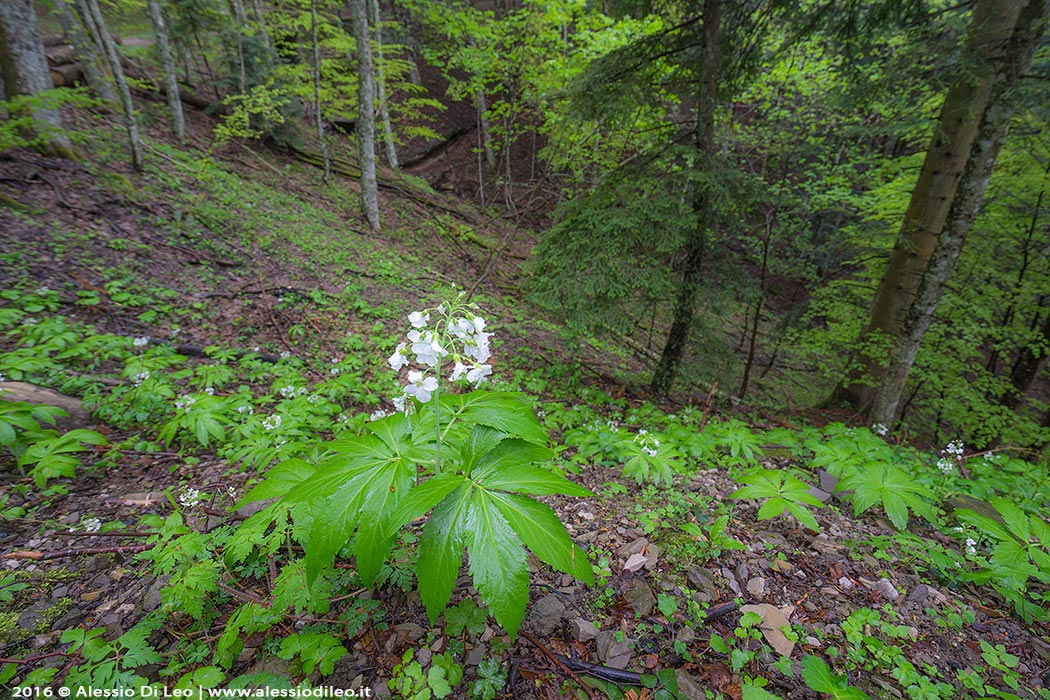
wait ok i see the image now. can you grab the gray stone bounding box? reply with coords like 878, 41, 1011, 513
875, 578, 899, 601
643, 543, 660, 570
394, 622, 425, 643
808, 486, 833, 504
675, 627, 696, 645
624, 553, 648, 573
571, 618, 598, 643
905, 584, 930, 604
618, 537, 649, 558
528, 593, 567, 636
746, 577, 766, 598
17, 600, 54, 632
624, 579, 657, 617
596, 631, 632, 670
465, 643, 486, 667
674, 669, 706, 700
686, 566, 717, 597
415, 649, 432, 668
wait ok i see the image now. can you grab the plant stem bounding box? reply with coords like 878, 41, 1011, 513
434, 357, 442, 473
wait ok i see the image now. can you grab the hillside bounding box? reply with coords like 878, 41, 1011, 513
2, 68, 1049, 700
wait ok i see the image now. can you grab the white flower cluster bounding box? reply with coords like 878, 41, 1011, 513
634, 429, 661, 458
81, 517, 102, 533
237, 404, 254, 415
179, 486, 201, 508
175, 395, 195, 413
387, 300, 494, 407
938, 440, 965, 474
134, 371, 150, 386
965, 537, 977, 556
871, 423, 888, 437
262, 414, 282, 431
133, 336, 149, 348
370, 408, 391, 421
279, 385, 308, 399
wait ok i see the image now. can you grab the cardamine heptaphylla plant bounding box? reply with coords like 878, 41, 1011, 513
238, 295, 594, 638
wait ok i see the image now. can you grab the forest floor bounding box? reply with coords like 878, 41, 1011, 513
1, 84, 1048, 700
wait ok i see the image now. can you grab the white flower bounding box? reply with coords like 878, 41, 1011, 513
280, 351, 291, 359
23, 317, 38, 326
937, 458, 954, 474
227, 486, 237, 498
642, 447, 658, 458
134, 371, 150, 386
262, 414, 282, 431
449, 361, 468, 382
179, 487, 201, 508
871, 423, 888, 436
392, 394, 412, 415
175, 395, 195, 413
82, 517, 101, 532
204, 387, 214, 396
370, 408, 390, 421
330, 367, 340, 375
965, 538, 977, 556
408, 330, 448, 368
408, 311, 430, 328
237, 405, 254, 415
466, 364, 492, 385
133, 336, 149, 348
404, 370, 439, 402
388, 342, 409, 371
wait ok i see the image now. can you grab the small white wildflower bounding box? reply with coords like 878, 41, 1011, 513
953, 526, 964, 533
179, 487, 201, 508
134, 371, 150, 386
404, 370, 439, 402
408, 329, 448, 368
297, 387, 308, 396
307, 394, 320, 404
237, 405, 254, 415
279, 385, 296, 398
227, 486, 237, 498
392, 394, 413, 415
82, 517, 101, 532
642, 447, 658, 458
937, 458, 954, 474
262, 414, 282, 431
133, 336, 149, 348
36, 286, 50, 295
330, 367, 340, 375
204, 387, 214, 396
408, 310, 430, 328
466, 364, 492, 385
280, 351, 291, 359
175, 395, 196, 413
22, 317, 38, 326
871, 423, 888, 437
370, 408, 391, 421
253, 346, 261, 352
449, 360, 468, 382
965, 537, 977, 556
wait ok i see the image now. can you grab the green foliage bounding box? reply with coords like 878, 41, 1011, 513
801, 655, 871, 700
277, 632, 347, 676
0, 89, 95, 152
836, 463, 937, 531
17, 428, 108, 490
469, 657, 506, 700
731, 469, 824, 532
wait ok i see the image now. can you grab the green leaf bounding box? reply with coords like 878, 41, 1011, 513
991, 497, 1031, 543
741, 682, 782, 700
418, 484, 472, 624
757, 497, 788, 521
785, 501, 821, 532
466, 489, 529, 638
801, 655, 839, 693
490, 492, 593, 584
238, 458, 317, 505
447, 391, 548, 445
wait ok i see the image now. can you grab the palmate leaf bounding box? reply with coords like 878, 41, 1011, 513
443, 391, 548, 445
466, 491, 530, 637
418, 485, 473, 626
489, 493, 594, 584
836, 463, 935, 530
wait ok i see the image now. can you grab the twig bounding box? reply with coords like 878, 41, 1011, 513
519, 629, 598, 700
52, 530, 152, 538
3, 544, 153, 560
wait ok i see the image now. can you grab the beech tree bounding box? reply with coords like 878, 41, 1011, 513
147, 0, 186, 143
833, 0, 1050, 425
350, 0, 381, 230
0, 0, 73, 156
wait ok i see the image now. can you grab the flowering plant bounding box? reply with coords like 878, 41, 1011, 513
239, 297, 593, 638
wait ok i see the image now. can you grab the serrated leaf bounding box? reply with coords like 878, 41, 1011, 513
449, 391, 548, 445
757, 497, 788, 521
418, 484, 472, 624
239, 458, 318, 505
801, 655, 838, 693
466, 490, 529, 639
489, 492, 593, 584
741, 682, 782, 700
990, 497, 1031, 543
785, 501, 820, 532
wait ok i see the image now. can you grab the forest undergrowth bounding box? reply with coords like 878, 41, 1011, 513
1, 102, 1049, 700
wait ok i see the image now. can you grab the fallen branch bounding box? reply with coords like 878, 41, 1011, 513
519, 630, 598, 700
3, 544, 153, 560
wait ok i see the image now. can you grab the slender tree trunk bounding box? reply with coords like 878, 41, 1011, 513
650, 0, 720, 395
740, 209, 773, 399
80, 0, 143, 170
1000, 304, 1050, 410
147, 0, 185, 143
311, 0, 331, 183
56, 0, 115, 105
865, 0, 1049, 426
228, 0, 248, 93
350, 0, 380, 230
250, 0, 272, 53
0, 0, 73, 156
370, 0, 398, 170
475, 86, 496, 171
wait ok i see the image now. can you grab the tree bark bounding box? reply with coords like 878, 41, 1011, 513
311, 0, 331, 183
79, 0, 143, 171
0, 0, 73, 156
1000, 304, 1050, 410
650, 0, 720, 395
371, 0, 398, 170
833, 0, 1049, 421
350, 0, 381, 230
55, 0, 115, 105
147, 0, 185, 143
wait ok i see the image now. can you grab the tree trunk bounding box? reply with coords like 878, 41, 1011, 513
311, 0, 331, 183
833, 0, 1048, 420
0, 0, 73, 156
79, 0, 143, 171
228, 0, 248, 93
350, 0, 380, 230
1000, 305, 1050, 410
650, 0, 720, 395
371, 0, 398, 170
147, 0, 185, 143
55, 0, 115, 105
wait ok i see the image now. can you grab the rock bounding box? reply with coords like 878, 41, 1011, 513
740, 604, 796, 658
838, 576, 854, 591
17, 600, 54, 632
81, 590, 103, 603
643, 543, 660, 570
618, 537, 649, 559
674, 669, 707, 700
675, 627, 696, 645
818, 469, 838, 494
465, 643, 486, 667
394, 622, 425, 643
746, 577, 766, 598
686, 566, 718, 601
875, 578, 899, 601
528, 594, 567, 636
808, 486, 833, 504
722, 568, 743, 597
906, 584, 930, 604
416, 649, 432, 667
624, 553, 648, 573
578, 510, 595, 521
624, 579, 657, 617
595, 631, 632, 669
756, 531, 788, 548
571, 618, 598, 643
770, 559, 794, 576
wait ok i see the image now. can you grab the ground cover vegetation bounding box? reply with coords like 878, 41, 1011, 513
1, 0, 1049, 698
